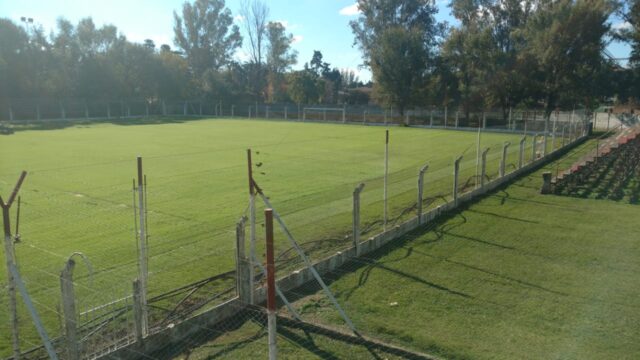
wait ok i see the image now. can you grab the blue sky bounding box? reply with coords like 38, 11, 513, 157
1, 0, 632, 82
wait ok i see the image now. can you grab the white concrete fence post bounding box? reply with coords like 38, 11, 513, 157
519, 137, 526, 169
453, 156, 463, 206
417, 164, 429, 224
531, 134, 538, 161
132, 279, 145, 346
444, 105, 448, 127
60, 259, 80, 360
481, 148, 490, 187
342, 107, 346, 123
235, 216, 253, 304
500, 142, 511, 177
352, 183, 365, 256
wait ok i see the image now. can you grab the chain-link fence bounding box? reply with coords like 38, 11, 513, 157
0, 113, 591, 359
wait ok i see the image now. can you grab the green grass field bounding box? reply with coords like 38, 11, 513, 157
178, 139, 640, 359
0, 117, 530, 356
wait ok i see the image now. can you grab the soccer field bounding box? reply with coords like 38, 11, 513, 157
0, 118, 526, 354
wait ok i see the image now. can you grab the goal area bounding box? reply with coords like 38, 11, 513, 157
302, 107, 346, 123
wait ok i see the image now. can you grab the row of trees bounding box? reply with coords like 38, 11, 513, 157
0, 0, 367, 106
351, 0, 639, 116
1, 0, 638, 114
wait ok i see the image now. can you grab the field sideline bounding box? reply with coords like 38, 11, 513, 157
1, 117, 530, 354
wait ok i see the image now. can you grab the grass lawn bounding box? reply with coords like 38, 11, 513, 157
0, 117, 526, 356
179, 138, 640, 359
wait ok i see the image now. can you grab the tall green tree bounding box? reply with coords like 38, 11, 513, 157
350, 0, 443, 114
520, 0, 611, 115
173, 0, 242, 77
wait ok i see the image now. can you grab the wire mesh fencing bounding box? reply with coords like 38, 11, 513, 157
0, 114, 592, 359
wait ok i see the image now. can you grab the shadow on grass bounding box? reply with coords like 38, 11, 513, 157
1, 116, 217, 134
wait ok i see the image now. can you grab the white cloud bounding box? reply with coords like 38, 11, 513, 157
292, 35, 303, 44
612, 21, 632, 31
339, 3, 360, 16
234, 15, 245, 23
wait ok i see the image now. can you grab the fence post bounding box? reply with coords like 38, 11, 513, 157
430, 109, 434, 127
551, 111, 558, 151
500, 142, 511, 177
220, 100, 223, 117
264, 209, 277, 360
482, 111, 487, 129
444, 105, 448, 127
508, 107, 512, 130
235, 216, 252, 304
405, 112, 410, 126
342, 107, 346, 123
453, 156, 463, 206
363, 110, 366, 123
384, 109, 387, 125
249, 106, 252, 118
135, 157, 149, 336
455, 111, 459, 128
352, 183, 365, 256
2, 171, 27, 360
231, 105, 235, 117
284, 106, 288, 120
107, 103, 111, 119
531, 134, 538, 161
561, 125, 566, 147
247, 150, 256, 305
145, 103, 149, 118
302, 107, 306, 121
85, 101, 89, 119
8, 103, 14, 122
60, 101, 66, 120
383, 130, 389, 231
266, 106, 270, 119
543, 114, 549, 156
417, 164, 429, 223
36, 104, 41, 121
60, 259, 80, 360
481, 148, 490, 187
519, 137, 526, 169
132, 279, 144, 346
